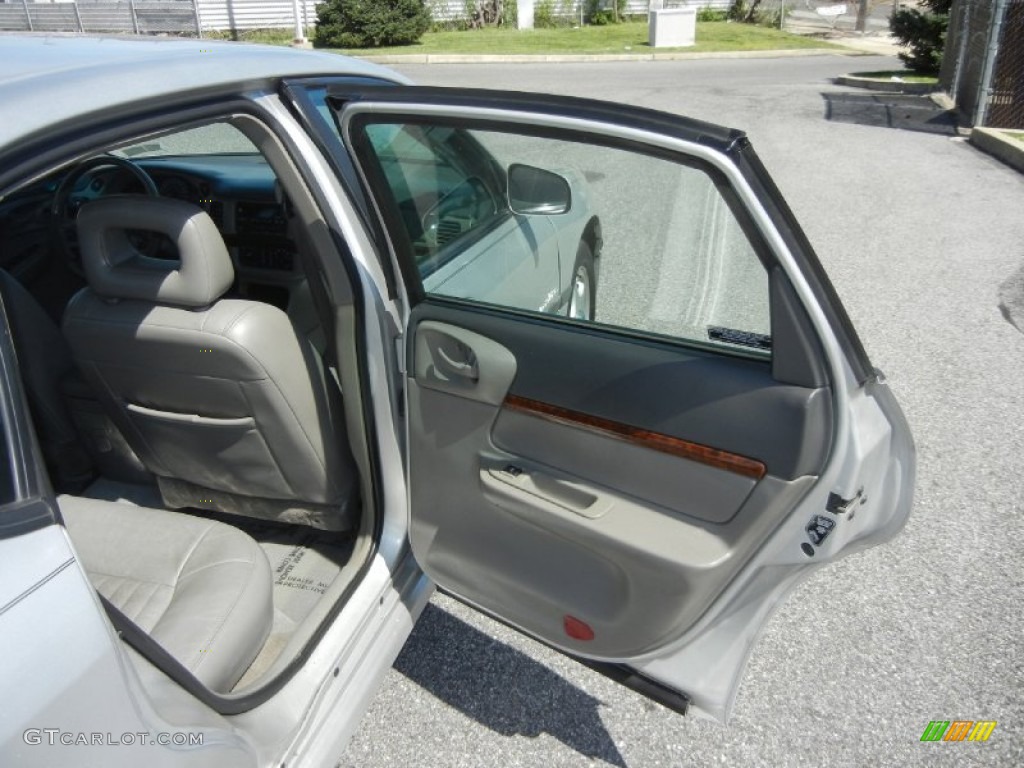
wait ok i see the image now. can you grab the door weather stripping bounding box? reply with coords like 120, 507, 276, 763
579, 660, 691, 716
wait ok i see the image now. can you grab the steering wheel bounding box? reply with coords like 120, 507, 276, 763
51, 155, 159, 275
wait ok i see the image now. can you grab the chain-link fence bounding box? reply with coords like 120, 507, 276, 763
942, 0, 1024, 128
988, 0, 1024, 127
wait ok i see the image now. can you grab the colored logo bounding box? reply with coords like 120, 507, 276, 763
920, 720, 997, 742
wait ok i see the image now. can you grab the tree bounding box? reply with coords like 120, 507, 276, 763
889, 0, 952, 74
315, 0, 431, 48
467, 0, 505, 29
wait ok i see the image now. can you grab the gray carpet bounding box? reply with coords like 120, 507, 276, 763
233, 520, 353, 689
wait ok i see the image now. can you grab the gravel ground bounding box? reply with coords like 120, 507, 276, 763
341, 54, 1024, 767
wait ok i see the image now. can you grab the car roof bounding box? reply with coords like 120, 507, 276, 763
0, 35, 402, 151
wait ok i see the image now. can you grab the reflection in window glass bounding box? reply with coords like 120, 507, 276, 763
355, 118, 771, 356
113, 124, 259, 158
365, 124, 501, 276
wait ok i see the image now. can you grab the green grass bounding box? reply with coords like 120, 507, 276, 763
324, 21, 841, 57
205, 28, 298, 44
850, 69, 939, 84
1010, 132, 1024, 144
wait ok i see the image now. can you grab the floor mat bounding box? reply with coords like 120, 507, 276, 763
82, 478, 353, 689
234, 520, 354, 689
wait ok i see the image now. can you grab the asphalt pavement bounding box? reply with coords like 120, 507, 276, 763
341, 54, 1024, 767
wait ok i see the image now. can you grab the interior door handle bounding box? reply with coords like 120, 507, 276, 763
414, 322, 516, 405
436, 345, 479, 381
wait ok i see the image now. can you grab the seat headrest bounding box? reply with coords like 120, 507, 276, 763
77, 195, 234, 308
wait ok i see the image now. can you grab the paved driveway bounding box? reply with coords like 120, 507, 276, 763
341, 54, 1024, 767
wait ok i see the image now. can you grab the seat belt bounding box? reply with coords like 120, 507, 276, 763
285, 206, 342, 381
296, 245, 340, 373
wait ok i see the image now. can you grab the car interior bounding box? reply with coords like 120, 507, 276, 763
0, 115, 371, 697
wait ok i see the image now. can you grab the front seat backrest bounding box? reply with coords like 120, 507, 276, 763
63, 195, 358, 531
0, 270, 94, 492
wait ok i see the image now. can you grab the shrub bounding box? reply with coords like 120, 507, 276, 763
314, 0, 431, 48
503, 0, 517, 27
534, 0, 557, 28
889, 0, 951, 74
697, 7, 728, 22
586, 0, 627, 25
728, 0, 750, 21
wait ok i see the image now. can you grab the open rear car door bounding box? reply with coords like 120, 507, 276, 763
329, 87, 915, 722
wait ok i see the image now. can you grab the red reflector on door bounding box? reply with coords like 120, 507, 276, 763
563, 615, 594, 641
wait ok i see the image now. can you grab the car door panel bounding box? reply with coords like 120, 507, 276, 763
325, 86, 914, 721
414, 302, 832, 485
491, 409, 758, 522
408, 303, 822, 659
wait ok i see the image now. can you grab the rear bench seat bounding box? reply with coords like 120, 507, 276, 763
59, 496, 273, 693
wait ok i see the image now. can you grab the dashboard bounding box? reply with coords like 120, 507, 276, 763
137, 155, 299, 278
0, 154, 302, 290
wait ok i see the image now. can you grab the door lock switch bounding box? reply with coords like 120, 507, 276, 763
827, 488, 865, 517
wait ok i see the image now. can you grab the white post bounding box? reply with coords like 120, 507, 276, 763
192, 0, 203, 38
291, 0, 310, 46
517, 0, 535, 29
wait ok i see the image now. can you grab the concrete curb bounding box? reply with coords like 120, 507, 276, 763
834, 74, 938, 94
970, 127, 1024, 174
356, 47, 873, 65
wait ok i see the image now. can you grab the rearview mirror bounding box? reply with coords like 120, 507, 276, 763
507, 163, 571, 216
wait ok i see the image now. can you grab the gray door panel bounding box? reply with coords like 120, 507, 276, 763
491, 409, 756, 525
407, 305, 826, 658
411, 302, 833, 479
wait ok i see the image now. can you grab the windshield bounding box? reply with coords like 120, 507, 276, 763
113, 124, 258, 159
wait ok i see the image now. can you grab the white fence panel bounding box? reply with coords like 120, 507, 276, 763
195, 0, 317, 32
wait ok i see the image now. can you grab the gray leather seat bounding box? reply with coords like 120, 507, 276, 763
60, 495, 273, 692
62, 195, 358, 531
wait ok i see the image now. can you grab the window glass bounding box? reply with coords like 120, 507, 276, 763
112, 124, 259, 158
354, 120, 771, 356
364, 123, 503, 277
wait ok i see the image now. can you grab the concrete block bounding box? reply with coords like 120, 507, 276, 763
649, 8, 696, 48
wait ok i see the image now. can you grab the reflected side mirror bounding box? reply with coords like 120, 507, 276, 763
507, 163, 572, 216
